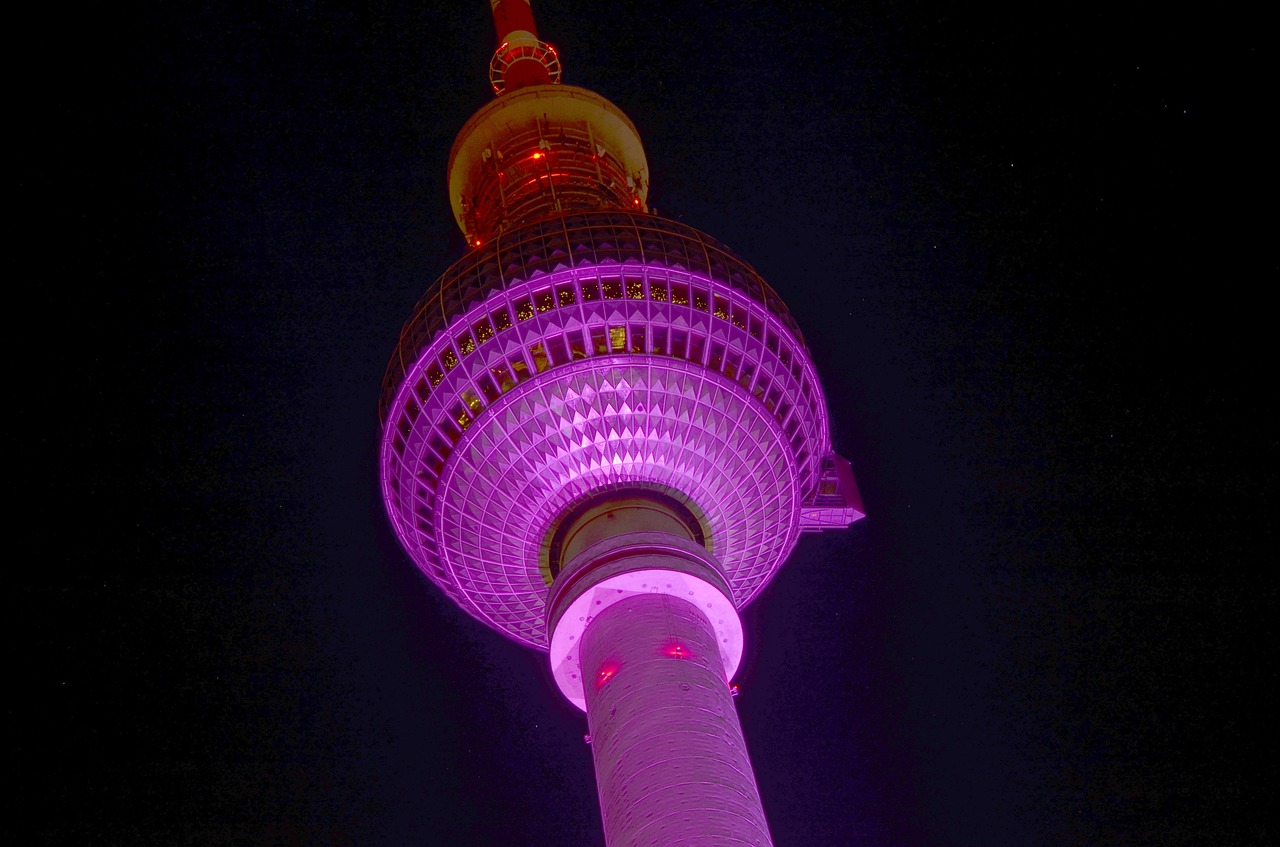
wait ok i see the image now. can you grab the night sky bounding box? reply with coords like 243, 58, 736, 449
28, 2, 1273, 845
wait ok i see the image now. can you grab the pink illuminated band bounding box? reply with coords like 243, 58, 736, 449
546, 531, 743, 710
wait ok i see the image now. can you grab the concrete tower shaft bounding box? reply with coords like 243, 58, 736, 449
582, 592, 773, 847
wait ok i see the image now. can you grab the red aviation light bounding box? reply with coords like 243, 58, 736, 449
595, 662, 619, 689
531, 151, 543, 160
663, 643, 692, 659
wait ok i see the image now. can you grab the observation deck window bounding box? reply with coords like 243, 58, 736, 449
514, 297, 535, 322
529, 342, 551, 373
491, 362, 516, 393
547, 335, 571, 367
670, 328, 688, 359
451, 403, 472, 431
650, 280, 669, 302
428, 434, 449, 464
602, 278, 623, 300
510, 354, 531, 383
569, 332, 588, 360
556, 284, 576, 306
709, 342, 726, 375
440, 415, 462, 444
581, 280, 600, 301
670, 283, 690, 306
651, 325, 669, 356
590, 326, 609, 355
688, 334, 706, 365
713, 295, 730, 321
629, 325, 645, 354
474, 317, 495, 343
492, 306, 513, 332
692, 288, 709, 311
478, 373, 501, 403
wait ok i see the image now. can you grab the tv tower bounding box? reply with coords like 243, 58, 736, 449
379, 2, 864, 844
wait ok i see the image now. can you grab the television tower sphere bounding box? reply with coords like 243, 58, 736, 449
378, 2, 864, 844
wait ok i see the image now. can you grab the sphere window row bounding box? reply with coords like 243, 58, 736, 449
388, 268, 821, 441
380, 211, 807, 423
385, 289, 821, 520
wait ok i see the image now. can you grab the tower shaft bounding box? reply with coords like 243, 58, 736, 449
583, 591, 773, 847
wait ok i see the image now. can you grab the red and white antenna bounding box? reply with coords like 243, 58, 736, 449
488, 0, 562, 94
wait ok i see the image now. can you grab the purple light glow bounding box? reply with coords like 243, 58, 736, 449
378, 5, 863, 843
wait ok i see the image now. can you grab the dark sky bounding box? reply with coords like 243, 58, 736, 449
28, 2, 1273, 845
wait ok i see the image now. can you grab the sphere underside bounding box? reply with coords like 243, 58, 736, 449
435, 359, 799, 645
381, 212, 830, 646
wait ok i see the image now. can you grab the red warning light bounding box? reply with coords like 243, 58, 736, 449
595, 662, 619, 689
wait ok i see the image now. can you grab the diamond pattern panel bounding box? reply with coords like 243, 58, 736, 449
406, 357, 798, 647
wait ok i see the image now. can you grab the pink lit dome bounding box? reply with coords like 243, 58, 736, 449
379, 210, 858, 646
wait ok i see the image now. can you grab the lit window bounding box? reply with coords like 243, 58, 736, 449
529, 342, 550, 373
713, 295, 730, 321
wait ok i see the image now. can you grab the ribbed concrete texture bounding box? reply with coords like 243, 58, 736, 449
581, 592, 773, 847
